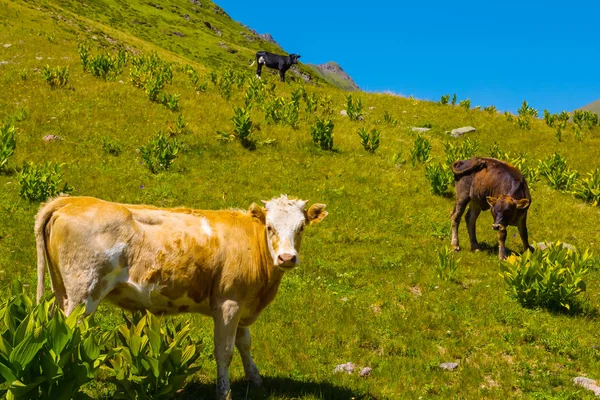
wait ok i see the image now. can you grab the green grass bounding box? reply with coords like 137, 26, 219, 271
2, 1, 600, 399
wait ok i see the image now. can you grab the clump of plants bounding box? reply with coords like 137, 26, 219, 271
357, 127, 380, 153
459, 98, 471, 110
310, 118, 334, 151
42, 65, 69, 89
231, 106, 255, 149
139, 132, 181, 173
383, 110, 398, 126
425, 162, 453, 195
500, 243, 594, 311
79, 43, 129, 81
437, 246, 460, 281
0, 280, 108, 399
516, 100, 538, 130
573, 168, 600, 206
573, 109, 599, 130
443, 138, 479, 166
102, 137, 124, 156
0, 122, 16, 172
346, 95, 363, 121
439, 94, 450, 105
538, 153, 578, 191
18, 162, 73, 201
410, 134, 432, 166
167, 115, 188, 136
483, 105, 497, 114
103, 311, 201, 400
130, 53, 178, 110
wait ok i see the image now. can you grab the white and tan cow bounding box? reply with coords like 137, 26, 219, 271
34, 195, 327, 400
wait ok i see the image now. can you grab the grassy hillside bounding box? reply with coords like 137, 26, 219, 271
2, 0, 600, 399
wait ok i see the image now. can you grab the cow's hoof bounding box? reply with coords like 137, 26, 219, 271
217, 391, 232, 400
527, 245, 534, 253
453, 246, 461, 252
470, 244, 481, 252
247, 374, 263, 387
498, 253, 508, 261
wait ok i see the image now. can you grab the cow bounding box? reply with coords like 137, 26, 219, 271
450, 157, 533, 260
250, 51, 300, 82
34, 195, 328, 400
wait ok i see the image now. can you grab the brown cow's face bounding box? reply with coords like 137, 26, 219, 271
252, 195, 327, 269
487, 195, 529, 231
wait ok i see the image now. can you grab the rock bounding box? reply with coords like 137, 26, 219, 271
183, 14, 190, 20
190, 0, 201, 5
258, 33, 281, 48
340, 110, 348, 117
411, 127, 431, 133
118, 80, 124, 84
0, 61, 8, 66
439, 362, 458, 371
171, 31, 186, 37
358, 115, 365, 121
574, 377, 600, 396
36, 56, 43, 60
409, 285, 422, 297
333, 362, 356, 374
359, 367, 372, 377
289, 67, 312, 83
43, 134, 61, 142
535, 242, 576, 251
448, 126, 476, 138
3, 44, 11, 48
369, 106, 375, 110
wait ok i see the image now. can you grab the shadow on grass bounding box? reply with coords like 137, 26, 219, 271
177, 376, 375, 400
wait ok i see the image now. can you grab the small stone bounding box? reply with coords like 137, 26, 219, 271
358, 115, 365, 121
0, 61, 8, 65
535, 242, 576, 251
340, 109, 348, 117
333, 362, 356, 374
36, 56, 43, 60
370, 304, 381, 314
411, 127, 431, 133
3, 44, 11, 48
409, 285, 422, 297
574, 377, 600, 396
448, 126, 476, 138
91, 35, 97, 40
369, 106, 375, 110
43, 134, 61, 142
359, 367, 372, 377
439, 362, 458, 371
118, 80, 124, 84
183, 14, 190, 20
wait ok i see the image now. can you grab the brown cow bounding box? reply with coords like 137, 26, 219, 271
450, 157, 533, 260
35, 195, 328, 400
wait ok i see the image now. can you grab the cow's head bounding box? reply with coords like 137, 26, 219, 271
487, 195, 529, 231
249, 195, 327, 269
290, 54, 301, 64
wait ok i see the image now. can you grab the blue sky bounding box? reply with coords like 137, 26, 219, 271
218, 0, 599, 113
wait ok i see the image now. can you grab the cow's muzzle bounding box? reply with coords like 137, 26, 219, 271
492, 224, 505, 231
276, 253, 297, 268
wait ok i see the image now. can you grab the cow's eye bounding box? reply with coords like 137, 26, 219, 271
267, 225, 273, 234
299, 224, 305, 232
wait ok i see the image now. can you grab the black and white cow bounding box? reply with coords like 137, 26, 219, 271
250, 51, 301, 82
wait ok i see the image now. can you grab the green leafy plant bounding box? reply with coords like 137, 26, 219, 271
102, 137, 123, 156
410, 134, 432, 166
0, 122, 17, 172
383, 111, 397, 126
459, 98, 471, 110
437, 246, 460, 280
263, 97, 285, 124
440, 94, 450, 105
159, 93, 180, 112
346, 95, 363, 121
140, 132, 181, 173
500, 243, 594, 311
102, 310, 201, 400
391, 150, 406, 166
78, 43, 89, 71
310, 118, 334, 151
357, 127, 380, 153
42, 65, 69, 89
0, 280, 108, 400
443, 138, 479, 166
483, 105, 497, 114
18, 162, 73, 201
425, 162, 453, 195
573, 168, 600, 206
167, 115, 188, 136
573, 110, 599, 130
86, 50, 127, 81
516, 100, 538, 130
451, 94, 457, 105
231, 106, 255, 149
538, 153, 578, 191
19, 69, 28, 81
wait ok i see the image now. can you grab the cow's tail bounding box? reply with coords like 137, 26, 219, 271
451, 158, 486, 177
34, 197, 68, 303
249, 60, 256, 67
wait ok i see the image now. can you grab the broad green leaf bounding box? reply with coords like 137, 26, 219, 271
8, 332, 46, 371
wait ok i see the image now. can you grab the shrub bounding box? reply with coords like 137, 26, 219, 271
167, 115, 188, 136
357, 127, 380, 153
103, 311, 201, 400
573, 110, 599, 130
573, 169, 600, 206
264, 97, 285, 124
303, 92, 319, 115
451, 94, 457, 105
88, 53, 123, 81
483, 105, 497, 114
18, 162, 73, 201
425, 162, 453, 195
410, 134, 432, 166
459, 98, 471, 110
102, 137, 123, 156
0, 280, 108, 400
319, 95, 334, 116
42, 65, 69, 89
159, 92, 180, 112
284, 99, 300, 129
538, 153, 578, 191
20, 69, 28, 81
0, 122, 17, 172
437, 246, 460, 280
443, 138, 479, 167
346, 95, 363, 121
383, 110, 397, 126
140, 132, 181, 173
500, 243, 594, 311
310, 118, 334, 150
440, 94, 450, 105
77, 43, 89, 71
516, 100, 538, 131
231, 106, 255, 149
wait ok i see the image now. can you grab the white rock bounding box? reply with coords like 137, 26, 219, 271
340, 109, 348, 117
411, 127, 431, 133
439, 362, 458, 371
333, 362, 356, 374
448, 126, 476, 138
574, 377, 600, 396
359, 367, 372, 377
3, 44, 11, 48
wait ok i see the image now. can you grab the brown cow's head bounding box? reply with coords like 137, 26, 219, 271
487, 195, 529, 231
250, 195, 327, 269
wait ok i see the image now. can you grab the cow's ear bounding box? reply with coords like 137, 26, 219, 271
249, 203, 266, 223
516, 199, 530, 209
486, 196, 498, 207
306, 203, 328, 225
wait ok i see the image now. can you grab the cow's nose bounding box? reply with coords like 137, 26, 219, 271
492, 224, 500, 231
277, 253, 297, 265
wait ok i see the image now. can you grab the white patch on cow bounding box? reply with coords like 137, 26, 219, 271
201, 217, 212, 237
263, 195, 307, 266
105, 242, 127, 268
256, 74, 261, 79
258, 56, 265, 64
126, 279, 159, 305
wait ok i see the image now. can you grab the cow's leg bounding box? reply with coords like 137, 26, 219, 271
518, 214, 534, 253
256, 62, 262, 79
213, 299, 242, 400
465, 205, 481, 251
235, 326, 262, 386
497, 229, 508, 260
451, 198, 469, 252
279, 70, 285, 82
